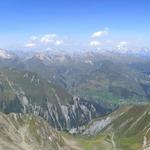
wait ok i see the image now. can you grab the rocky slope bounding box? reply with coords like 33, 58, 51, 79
0, 68, 112, 130
1, 105, 149, 150
0, 112, 75, 150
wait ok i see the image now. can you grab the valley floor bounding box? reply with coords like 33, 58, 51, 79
61, 132, 118, 150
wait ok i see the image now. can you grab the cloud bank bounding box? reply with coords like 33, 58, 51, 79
91, 28, 109, 38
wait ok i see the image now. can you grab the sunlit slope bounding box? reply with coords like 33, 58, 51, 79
75, 105, 150, 150
62, 105, 150, 150
0, 112, 75, 150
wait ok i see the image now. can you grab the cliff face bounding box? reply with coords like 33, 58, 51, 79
0, 112, 74, 150
27, 97, 110, 130
0, 68, 112, 130
1, 94, 110, 131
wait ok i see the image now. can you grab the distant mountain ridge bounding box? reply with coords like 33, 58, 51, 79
22, 50, 150, 104
1, 49, 150, 104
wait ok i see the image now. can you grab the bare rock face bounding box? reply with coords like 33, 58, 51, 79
82, 117, 112, 135
1, 95, 111, 131
0, 69, 113, 131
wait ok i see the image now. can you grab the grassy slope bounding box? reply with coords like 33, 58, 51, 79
0, 68, 72, 106
111, 105, 150, 150
60, 105, 150, 150
61, 132, 113, 150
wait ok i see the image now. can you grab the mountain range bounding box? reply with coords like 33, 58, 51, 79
0, 48, 150, 150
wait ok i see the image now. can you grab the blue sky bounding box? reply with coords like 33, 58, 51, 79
0, 0, 150, 51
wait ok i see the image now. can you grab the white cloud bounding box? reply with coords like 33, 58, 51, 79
117, 41, 128, 50
55, 40, 64, 45
23, 33, 67, 49
40, 34, 57, 44
90, 41, 101, 46
24, 43, 36, 48
92, 28, 109, 38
